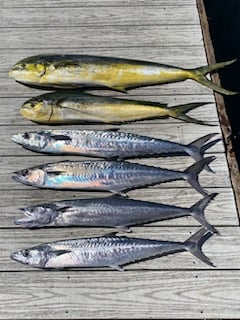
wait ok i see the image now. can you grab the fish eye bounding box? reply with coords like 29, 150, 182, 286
22, 169, 29, 176
23, 133, 29, 139
13, 64, 24, 71
22, 249, 30, 257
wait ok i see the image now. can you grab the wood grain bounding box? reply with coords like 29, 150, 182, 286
0, 0, 197, 8
1, 270, 240, 319
0, 6, 200, 27
1, 25, 203, 49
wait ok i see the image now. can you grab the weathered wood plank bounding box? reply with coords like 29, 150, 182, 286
4, 122, 223, 156
0, 25, 203, 49
2, 227, 240, 271
1, 47, 208, 73
1, 188, 237, 228
1, 153, 231, 190
0, 95, 216, 126
0, 0, 197, 8
0, 6, 199, 28
1, 270, 240, 319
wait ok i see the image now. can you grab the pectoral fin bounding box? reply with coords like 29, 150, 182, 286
49, 249, 71, 257
49, 134, 72, 141
109, 86, 128, 93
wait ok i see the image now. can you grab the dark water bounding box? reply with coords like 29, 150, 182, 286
204, 0, 240, 164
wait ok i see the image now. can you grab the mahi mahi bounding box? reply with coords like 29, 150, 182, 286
12, 157, 215, 196
20, 92, 212, 125
8, 54, 237, 95
10, 228, 215, 270
15, 193, 218, 233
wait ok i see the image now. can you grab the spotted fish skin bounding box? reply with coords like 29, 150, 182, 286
10, 228, 215, 270
16, 193, 218, 233
12, 157, 215, 196
11, 130, 220, 166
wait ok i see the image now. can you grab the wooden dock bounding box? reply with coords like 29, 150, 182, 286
1, 0, 240, 318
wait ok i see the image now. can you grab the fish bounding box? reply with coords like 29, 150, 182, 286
8, 54, 237, 95
15, 193, 218, 234
19, 91, 213, 125
10, 228, 215, 270
12, 157, 215, 196
11, 130, 220, 172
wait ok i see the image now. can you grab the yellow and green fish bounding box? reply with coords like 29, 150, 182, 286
20, 91, 213, 125
9, 54, 237, 94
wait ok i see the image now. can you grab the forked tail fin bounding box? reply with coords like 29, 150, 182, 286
186, 133, 221, 172
167, 102, 215, 126
187, 59, 238, 95
183, 156, 216, 196
189, 193, 219, 234
184, 228, 215, 267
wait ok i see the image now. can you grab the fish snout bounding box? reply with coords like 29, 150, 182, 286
16, 205, 58, 228
11, 133, 26, 145
10, 251, 28, 264
12, 169, 31, 185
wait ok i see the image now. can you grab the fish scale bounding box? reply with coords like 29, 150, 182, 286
16, 194, 218, 233
11, 130, 220, 165
13, 157, 215, 196
11, 229, 215, 270
46, 236, 183, 269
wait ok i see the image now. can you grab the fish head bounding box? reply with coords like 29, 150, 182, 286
12, 166, 46, 187
9, 55, 47, 84
11, 131, 49, 152
15, 205, 59, 228
20, 96, 53, 123
11, 245, 49, 268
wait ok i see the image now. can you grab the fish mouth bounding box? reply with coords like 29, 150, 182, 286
15, 208, 38, 228
10, 251, 28, 265
11, 133, 25, 145
10, 251, 19, 261
12, 171, 32, 187
14, 217, 38, 228
20, 104, 38, 121
8, 69, 14, 78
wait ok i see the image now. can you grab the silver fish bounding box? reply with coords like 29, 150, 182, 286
11, 130, 220, 172
10, 228, 215, 270
12, 157, 215, 196
15, 193, 218, 233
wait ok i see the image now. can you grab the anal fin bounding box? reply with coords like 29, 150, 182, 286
109, 264, 125, 271
116, 225, 132, 233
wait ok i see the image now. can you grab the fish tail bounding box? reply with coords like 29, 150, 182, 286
184, 228, 215, 267
167, 102, 214, 126
186, 133, 221, 172
184, 156, 216, 196
187, 59, 238, 95
189, 193, 219, 234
